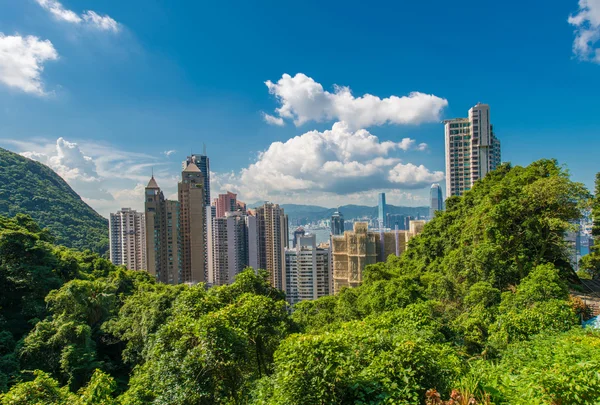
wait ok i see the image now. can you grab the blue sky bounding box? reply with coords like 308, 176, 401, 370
0, 0, 599, 216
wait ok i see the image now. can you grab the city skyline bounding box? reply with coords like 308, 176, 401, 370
1, 1, 599, 217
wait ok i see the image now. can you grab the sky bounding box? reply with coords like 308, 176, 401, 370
0, 0, 599, 217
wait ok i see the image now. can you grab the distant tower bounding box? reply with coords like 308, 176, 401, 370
444, 103, 501, 197
144, 176, 181, 284
178, 162, 206, 284
331, 209, 345, 235
293, 226, 306, 247
429, 184, 443, 219
378, 193, 387, 228
109, 208, 146, 271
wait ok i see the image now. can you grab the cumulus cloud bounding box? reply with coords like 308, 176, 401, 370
35, 0, 120, 32
21, 137, 112, 201
262, 112, 285, 126
569, 0, 600, 63
0, 34, 58, 96
7, 137, 170, 216
163, 149, 177, 157
264, 73, 448, 129
211, 122, 443, 201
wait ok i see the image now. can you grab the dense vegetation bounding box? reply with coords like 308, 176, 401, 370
1, 159, 599, 404
580, 173, 600, 278
0, 147, 108, 254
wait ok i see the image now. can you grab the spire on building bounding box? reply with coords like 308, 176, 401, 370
146, 175, 160, 189
183, 162, 201, 173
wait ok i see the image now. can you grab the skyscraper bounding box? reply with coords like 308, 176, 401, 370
378, 193, 386, 228
184, 152, 211, 279
145, 176, 181, 284
331, 209, 345, 235
207, 211, 254, 286
430, 184, 443, 219
255, 203, 289, 290
444, 103, 501, 197
214, 191, 238, 218
285, 234, 331, 305
183, 153, 211, 207
109, 208, 146, 271
178, 163, 206, 284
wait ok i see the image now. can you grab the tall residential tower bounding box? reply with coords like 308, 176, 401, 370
255, 203, 289, 290
444, 103, 501, 197
145, 176, 181, 284
109, 208, 146, 271
178, 163, 206, 284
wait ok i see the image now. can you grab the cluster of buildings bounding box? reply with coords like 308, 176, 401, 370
109, 102, 503, 305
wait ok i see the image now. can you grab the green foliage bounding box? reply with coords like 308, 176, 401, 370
0, 147, 108, 254
256, 305, 463, 405
479, 329, 600, 404
488, 264, 577, 350
120, 270, 291, 404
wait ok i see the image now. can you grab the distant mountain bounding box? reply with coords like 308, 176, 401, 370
247, 203, 429, 224
0, 147, 109, 254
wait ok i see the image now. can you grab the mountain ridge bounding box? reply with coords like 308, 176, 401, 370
0, 147, 109, 254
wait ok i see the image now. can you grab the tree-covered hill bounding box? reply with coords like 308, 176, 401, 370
0, 147, 108, 254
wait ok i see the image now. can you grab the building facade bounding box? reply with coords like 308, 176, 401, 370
331, 220, 425, 293
214, 191, 238, 218
444, 103, 501, 197
109, 208, 146, 271
331, 209, 345, 236
255, 203, 289, 290
430, 184, 443, 219
285, 234, 331, 305
178, 163, 206, 284
145, 176, 181, 284
207, 211, 254, 286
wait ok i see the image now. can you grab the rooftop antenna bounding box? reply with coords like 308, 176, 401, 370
151, 167, 154, 178
203, 143, 206, 156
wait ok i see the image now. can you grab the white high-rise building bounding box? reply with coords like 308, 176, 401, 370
444, 103, 501, 197
285, 234, 331, 305
109, 208, 147, 271
207, 211, 258, 286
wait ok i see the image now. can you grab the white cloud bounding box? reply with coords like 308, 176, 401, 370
264, 73, 448, 129
388, 163, 444, 187
82, 11, 120, 32
262, 112, 285, 126
163, 149, 177, 157
7, 137, 170, 217
211, 121, 443, 202
0, 34, 58, 96
569, 0, 600, 63
35, 0, 120, 32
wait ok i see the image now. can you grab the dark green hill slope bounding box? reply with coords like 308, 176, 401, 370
0, 147, 108, 254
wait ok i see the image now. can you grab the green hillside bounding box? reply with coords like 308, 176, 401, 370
0, 147, 108, 254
